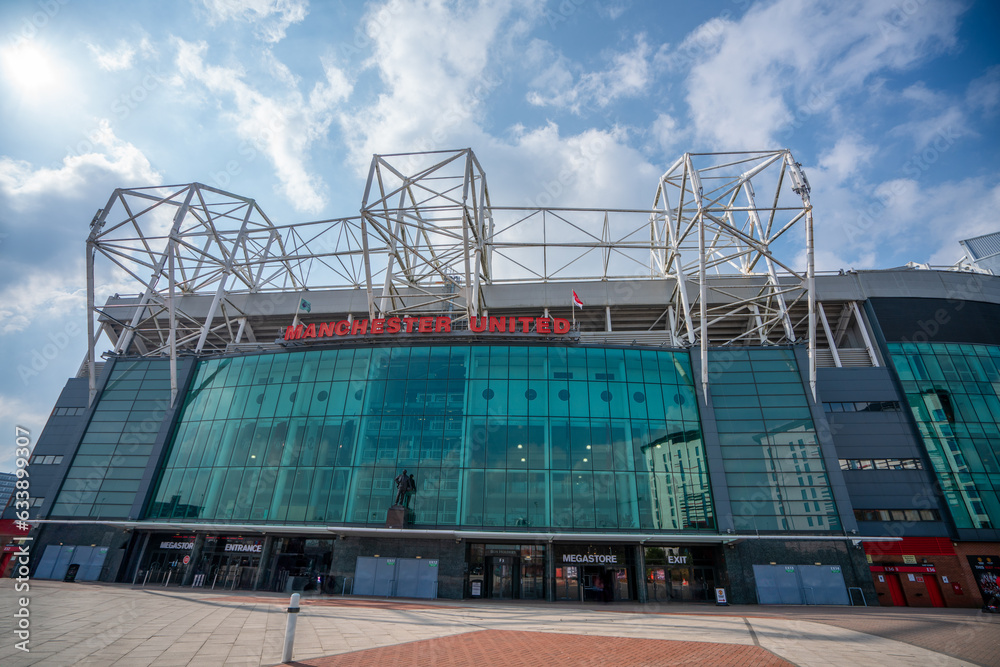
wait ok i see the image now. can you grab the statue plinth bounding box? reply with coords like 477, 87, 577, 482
386, 505, 407, 528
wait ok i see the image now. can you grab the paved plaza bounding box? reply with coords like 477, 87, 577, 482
1, 580, 998, 666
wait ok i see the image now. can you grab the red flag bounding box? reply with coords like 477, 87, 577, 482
572, 290, 583, 308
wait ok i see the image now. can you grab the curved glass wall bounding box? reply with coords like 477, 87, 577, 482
146, 345, 714, 532
888, 342, 1000, 530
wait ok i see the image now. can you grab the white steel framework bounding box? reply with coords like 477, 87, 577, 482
650, 150, 816, 398
85, 148, 823, 406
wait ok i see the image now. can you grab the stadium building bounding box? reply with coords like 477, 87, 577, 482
9, 149, 1000, 607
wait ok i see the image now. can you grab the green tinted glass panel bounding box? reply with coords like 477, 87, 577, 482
888, 342, 1000, 530
146, 346, 715, 531
709, 349, 840, 532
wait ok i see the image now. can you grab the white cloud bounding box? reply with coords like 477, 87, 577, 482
967, 65, 1000, 115
681, 0, 965, 149
649, 113, 681, 157
340, 0, 660, 216
0, 270, 87, 335
0, 120, 160, 208
600, 1, 629, 21
890, 106, 974, 150
340, 0, 518, 172
173, 39, 351, 213
0, 395, 51, 470
526, 35, 659, 112
201, 0, 308, 43
816, 136, 875, 183
87, 40, 136, 71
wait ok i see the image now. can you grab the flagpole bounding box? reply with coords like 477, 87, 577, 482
571, 293, 575, 328
292, 298, 302, 328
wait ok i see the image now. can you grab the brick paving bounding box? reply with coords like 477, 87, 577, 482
1, 581, 986, 666
288, 630, 794, 667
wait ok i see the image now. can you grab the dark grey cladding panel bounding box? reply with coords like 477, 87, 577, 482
815, 269, 1000, 302
483, 279, 673, 309
869, 297, 1000, 345
816, 367, 903, 402
856, 522, 950, 538
957, 527, 1000, 542
54, 378, 90, 407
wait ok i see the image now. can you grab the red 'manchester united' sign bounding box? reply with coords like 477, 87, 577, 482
284, 315, 572, 341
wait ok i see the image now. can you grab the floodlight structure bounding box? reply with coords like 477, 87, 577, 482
649, 150, 816, 399
360, 149, 493, 322
84, 148, 835, 409
85, 183, 371, 405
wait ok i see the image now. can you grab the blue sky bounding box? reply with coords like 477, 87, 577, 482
0, 0, 998, 471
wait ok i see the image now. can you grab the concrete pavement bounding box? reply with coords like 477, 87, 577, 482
1, 580, 997, 666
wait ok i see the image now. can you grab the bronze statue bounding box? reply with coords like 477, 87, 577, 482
405, 473, 416, 508
393, 470, 410, 506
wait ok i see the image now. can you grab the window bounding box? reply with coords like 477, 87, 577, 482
823, 401, 902, 413
854, 508, 941, 521
839, 458, 923, 470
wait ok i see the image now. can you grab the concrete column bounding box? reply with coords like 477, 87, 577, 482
254, 536, 276, 591
635, 544, 647, 603
182, 533, 206, 586
545, 542, 555, 602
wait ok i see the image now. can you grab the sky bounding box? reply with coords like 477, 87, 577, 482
0, 0, 998, 471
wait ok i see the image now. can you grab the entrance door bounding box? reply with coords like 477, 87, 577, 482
520, 557, 545, 599
488, 556, 517, 599
885, 573, 906, 606
612, 568, 631, 601
923, 574, 945, 607
693, 567, 715, 602
582, 566, 605, 602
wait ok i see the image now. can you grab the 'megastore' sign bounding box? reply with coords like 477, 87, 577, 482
284, 315, 572, 341
562, 553, 618, 564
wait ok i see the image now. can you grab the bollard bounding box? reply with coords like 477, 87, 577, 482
281, 593, 301, 663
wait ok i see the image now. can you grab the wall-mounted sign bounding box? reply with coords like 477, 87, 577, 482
869, 565, 936, 574
562, 553, 618, 564
224, 543, 262, 553
159, 541, 194, 550
902, 555, 917, 564
284, 315, 572, 341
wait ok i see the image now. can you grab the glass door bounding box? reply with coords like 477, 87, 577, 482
488, 556, 516, 599
520, 556, 545, 599
613, 568, 631, 601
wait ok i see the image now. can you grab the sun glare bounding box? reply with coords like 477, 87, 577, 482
1, 41, 61, 98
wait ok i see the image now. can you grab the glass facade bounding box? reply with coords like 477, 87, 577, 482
888, 342, 1000, 529
51, 359, 175, 518
146, 345, 715, 532
708, 348, 840, 531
